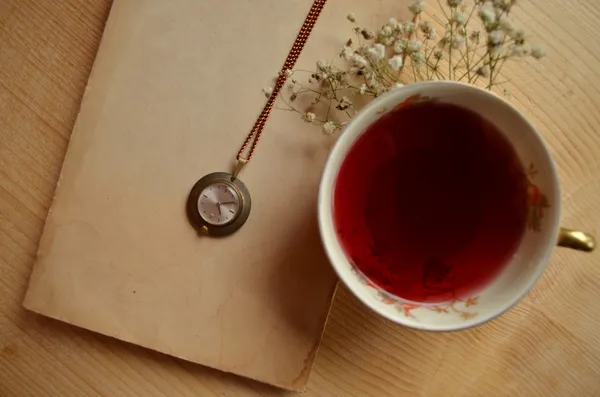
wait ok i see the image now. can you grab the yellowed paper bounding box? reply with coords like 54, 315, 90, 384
23, 0, 407, 389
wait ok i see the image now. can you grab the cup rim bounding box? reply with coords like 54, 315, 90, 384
317, 80, 562, 331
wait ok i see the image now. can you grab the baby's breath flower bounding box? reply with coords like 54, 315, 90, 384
531, 45, 546, 59
406, 40, 422, 53
426, 28, 437, 40
336, 96, 353, 110
335, 71, 349, 84
476, 65, 490, 77
351, 53, 369, 68
452, 35, 466, 50
493, 0, 512, 11
510, 29, 525, 43
316, 60, 330, 72
488, 30, 504, 45
262, 86, 273, 98
361, 29, 375, 40
489, 44, 502, 56
453, 12, 467, 26
388, 54, 404, 71
499, 17, 515, 35
393, 38, 407, 53
419, 21, 437, 40
379, 36, 395, 46
323, 121, 337, 135
510, 45, 527, 57
366, 74, 379, 90
408, 0, 424, 15
367, 43, 386, 61
478, 4, 497, 25
341, 45, 354, 60
402, 21, 415, 33
279, 0, 543, 131
303, 112, 316, 123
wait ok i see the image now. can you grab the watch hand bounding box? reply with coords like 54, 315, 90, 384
220, 201, 236, 205
216, 202, 222, 215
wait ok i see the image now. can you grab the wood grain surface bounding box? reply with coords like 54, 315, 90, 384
1, 0, 600, 396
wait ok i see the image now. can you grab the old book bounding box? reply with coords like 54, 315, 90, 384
23, 0, 405, 390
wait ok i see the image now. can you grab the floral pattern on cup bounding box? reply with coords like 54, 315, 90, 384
393, 93, 435, 110
350, 265, 479, 322
526, 163, 549, 232
375, 288, 478, 321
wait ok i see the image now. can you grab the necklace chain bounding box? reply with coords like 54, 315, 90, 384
232, 0, 327, 178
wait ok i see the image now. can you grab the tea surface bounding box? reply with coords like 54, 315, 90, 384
334, 101, 529, 303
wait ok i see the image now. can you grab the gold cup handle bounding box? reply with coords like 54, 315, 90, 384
558, 228, 596, 252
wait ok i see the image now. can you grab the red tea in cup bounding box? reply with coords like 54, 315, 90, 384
333, 101, 530, 303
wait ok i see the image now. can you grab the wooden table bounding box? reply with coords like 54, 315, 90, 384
2, 0, 600, 395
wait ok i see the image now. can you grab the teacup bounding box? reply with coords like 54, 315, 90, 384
318, 81, 595, 331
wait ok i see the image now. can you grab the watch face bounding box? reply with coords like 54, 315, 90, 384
197, 182, 241, 225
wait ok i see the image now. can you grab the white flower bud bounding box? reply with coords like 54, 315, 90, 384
341, 45, 354, 60
476, 65, 490, 77
323, 121, 337, 135
453, 12, 467, 26
499, 17, 516, 35
303, 112, 316, 123
478, 4, 497, 24
452, 35, 466, 50
394, 38, 407, 53
488, 30, 504, 45
351, 53, 368, 68
367, 43, 386, 61
388, 55, 404, 71
262, 86, 273, 98
408, 0, 424, 15
510, 45, 527, 57
531, 45, 546, 59
406, 40, 422, 53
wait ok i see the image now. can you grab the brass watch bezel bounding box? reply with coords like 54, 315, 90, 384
186, 172, 251, 237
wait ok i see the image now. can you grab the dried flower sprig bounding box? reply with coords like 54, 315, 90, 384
266, 0, 545, 134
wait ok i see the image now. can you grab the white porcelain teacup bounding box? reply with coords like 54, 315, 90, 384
318, 81, 594, 331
